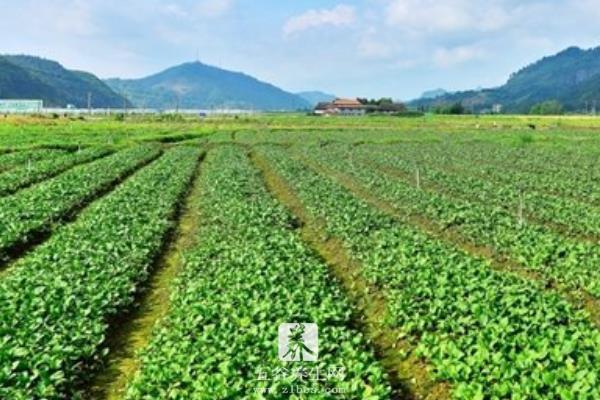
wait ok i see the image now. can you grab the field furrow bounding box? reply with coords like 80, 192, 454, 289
384, 141, 600, 207
299, 143, 600, 299
258, 145, 600, 400
0, 148, 69, 173
0, 145, 161, 267
0, 147, 111, 197
251, 150, 449, 399
355, 144, 600, 239
0, 146, 201, 399
88, 151, 205, 400
123, 146, 393, 399
294, 148, 600, 327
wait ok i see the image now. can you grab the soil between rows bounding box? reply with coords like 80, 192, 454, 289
82, 152, 205, 400
250, 149, 451, 400
297, 152, 600, 328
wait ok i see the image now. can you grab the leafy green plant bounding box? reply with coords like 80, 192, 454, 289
0, 145, 161, 263
125, 146, 392, 399
0, 148, 67, 173
0, 146, 201, 398
308, 142, 600, 296
0, 147, 111, 196
260, 145, 600, 399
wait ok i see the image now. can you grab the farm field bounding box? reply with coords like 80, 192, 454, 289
1, 113, 600, 399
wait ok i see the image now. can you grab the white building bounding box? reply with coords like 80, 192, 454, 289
0, 99, 43, 113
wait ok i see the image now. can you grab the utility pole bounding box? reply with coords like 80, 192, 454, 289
87, 92, 92, 115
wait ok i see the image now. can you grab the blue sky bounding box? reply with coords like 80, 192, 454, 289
3, 0, 600, 99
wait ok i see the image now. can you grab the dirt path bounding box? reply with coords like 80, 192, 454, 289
250, 150, 450, 400
84, 154, 205, 400
297, 153, 600, 328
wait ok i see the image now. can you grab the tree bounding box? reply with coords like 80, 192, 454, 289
529, 100, 563, 115
358, 97, 395, 106
433, 102, 466, 115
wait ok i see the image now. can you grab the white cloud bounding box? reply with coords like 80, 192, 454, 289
357, 27, 394, 59
385, 0, 511, 35
162, 4, 188, 18
283, 5, 356, 37
433, 45, 487, 67
574, 0, 600, 17
195, 0, 234, 18
358, 37, 393, 59
25, 0, 99, 36
161, 0, 234, 19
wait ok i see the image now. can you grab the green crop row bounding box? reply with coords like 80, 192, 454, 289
355, 143, 600, 238
455, 155, 600, 209
0, 149, 69, 173
0, 146, 201, 399
301, 143, 600, 298
0, 145, 161, 264
124, 146, 392, 399
259, 145, 600, 400
376, 141, 600, 209
0, 147, 111, 196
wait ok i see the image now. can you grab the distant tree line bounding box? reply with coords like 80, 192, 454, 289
357, 98, 409, 114
418, 98, 570, 115
529, 100, 564, 115
432, 102, 468, 115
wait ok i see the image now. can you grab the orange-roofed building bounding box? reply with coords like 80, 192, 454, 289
314, 98, 366, 116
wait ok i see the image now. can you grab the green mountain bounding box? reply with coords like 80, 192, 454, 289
411, 46, 600, 113
105, 61, 310, 111
0, 55, 130, 108
0, 57, 57, 101
296, 91, 336, 106
419, 88, 448, 100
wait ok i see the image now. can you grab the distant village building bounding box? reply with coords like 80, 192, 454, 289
314, 98, 366, 116
0, 99, 43, 113
314, 102, 330, 115
492, 104, 503, 114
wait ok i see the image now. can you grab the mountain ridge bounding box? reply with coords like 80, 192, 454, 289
0, 55, 130, 108
296, 91, 336, 106
410, 46, 600, 113
105, 61, 311, 111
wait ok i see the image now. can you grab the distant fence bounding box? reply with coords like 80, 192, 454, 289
0, 100, 44, 113
1, 107, 260, 116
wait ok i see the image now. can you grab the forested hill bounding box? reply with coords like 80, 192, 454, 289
0, 55, 130, 108
411, 46, 600, 113
105, 61, 311, 111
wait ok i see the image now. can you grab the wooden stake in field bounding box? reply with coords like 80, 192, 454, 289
415, 165, 421, 190
518, 184, 525, 227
